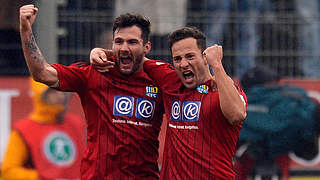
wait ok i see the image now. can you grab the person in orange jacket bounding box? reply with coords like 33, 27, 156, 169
1, 78, 85, 180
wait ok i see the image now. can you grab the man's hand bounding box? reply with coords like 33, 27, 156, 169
90, 48, 115, 72
20, 5, 38, 33
203, 45, 223, 69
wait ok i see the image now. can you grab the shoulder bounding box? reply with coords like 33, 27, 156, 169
63, 114, 85, 132
52, 62, 91, 71
69, 62, 91, 68
13, 118, 34, 131
144, 59, 174, 70
64, 113, 83, 123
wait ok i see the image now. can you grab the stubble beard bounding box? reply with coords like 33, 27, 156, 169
115, 54, 144, 75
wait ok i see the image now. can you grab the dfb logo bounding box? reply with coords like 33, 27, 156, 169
135, 98, 155, 120
170, 100, 181, 121
182, 101, 201, 122
113, 95, 134, 117
43, 131, 76, 166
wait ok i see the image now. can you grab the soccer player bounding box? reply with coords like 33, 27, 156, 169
19, 4, 164, 179
91, 27, 247, 179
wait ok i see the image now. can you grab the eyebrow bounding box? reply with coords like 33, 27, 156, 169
173, 55, 182, 60
114, 37, 141, 42
186, 52, 196, 56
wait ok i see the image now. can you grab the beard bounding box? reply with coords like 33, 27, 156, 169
115, 53, 143, 75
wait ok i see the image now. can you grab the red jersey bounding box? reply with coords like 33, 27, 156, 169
52, 63, 164, 180
144, 60, 247, 180
14, 114, 85, 180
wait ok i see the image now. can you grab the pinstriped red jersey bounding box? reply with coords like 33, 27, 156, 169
144, 60, 247, 180
52, 62, 164, 180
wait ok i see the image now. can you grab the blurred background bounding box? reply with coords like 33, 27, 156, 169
1, 0, 320, 78
1, 0, 320, 179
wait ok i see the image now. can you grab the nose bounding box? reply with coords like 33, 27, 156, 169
119, 42, 129, 52
180, 58, 189, 68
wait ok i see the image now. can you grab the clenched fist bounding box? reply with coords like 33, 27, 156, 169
20, 4, 38, 32
203, 45, 223, 69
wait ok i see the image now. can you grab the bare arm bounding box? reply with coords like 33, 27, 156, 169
204, 45, 247, 125
20, 4, 58, 86
90, 48, 115, 72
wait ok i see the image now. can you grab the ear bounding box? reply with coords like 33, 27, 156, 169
144, 41, 151, 54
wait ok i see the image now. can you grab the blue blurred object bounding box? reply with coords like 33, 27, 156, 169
240, 84, 316, 158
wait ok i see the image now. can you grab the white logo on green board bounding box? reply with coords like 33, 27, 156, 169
43, 131, 76, 166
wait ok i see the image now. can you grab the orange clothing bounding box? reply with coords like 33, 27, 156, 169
2, 130, 40, 180
2, 101, 61, 180
1, 79, 84, 180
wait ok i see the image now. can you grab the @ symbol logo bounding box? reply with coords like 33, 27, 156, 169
115, 97, 133, 115
171, 101, 180, 120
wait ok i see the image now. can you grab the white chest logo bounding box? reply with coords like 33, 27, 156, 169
43, 131, 76, 166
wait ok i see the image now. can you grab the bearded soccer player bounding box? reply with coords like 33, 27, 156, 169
19, 4, 164, 179
91, 27, 247, 179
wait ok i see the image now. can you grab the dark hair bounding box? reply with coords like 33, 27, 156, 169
113, 13, 151, 44
168, 27, 206, 52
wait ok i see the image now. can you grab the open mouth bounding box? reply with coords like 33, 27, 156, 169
120, 56, 133, 64
183, 71, 194, 80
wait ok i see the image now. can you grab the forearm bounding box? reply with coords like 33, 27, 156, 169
213, 64, 246, 124
20, 29, 58, 86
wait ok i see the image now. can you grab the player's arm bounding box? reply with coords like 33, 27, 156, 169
20, 5, 58, 86
90, 48, 115, 72
1, 130, 40, 180
204, 45, 247, 125
90, 48, 177, 88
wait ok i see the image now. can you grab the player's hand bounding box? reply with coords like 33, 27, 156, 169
203, 45, 223, 69
90, 48, 115, 72
19, 4, 38, 32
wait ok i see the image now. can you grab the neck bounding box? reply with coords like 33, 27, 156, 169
199, 70, 213, 85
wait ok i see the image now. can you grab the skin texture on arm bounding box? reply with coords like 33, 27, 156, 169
204, 45, 247, 124
1, 130, 40, 180
19, 4, 58, 86
89, 48, 115, 72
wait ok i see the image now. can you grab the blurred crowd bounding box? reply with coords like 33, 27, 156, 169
1, 0, 320, 78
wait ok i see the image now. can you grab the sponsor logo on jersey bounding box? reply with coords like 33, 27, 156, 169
135, 98, 155, 120
196, 84, 209, 94
146, 86, 159, 98
182, 101, 201, 122
113, 95, 134, 117
170, 100, 181, 121
43, 131, 76, 166
170, 100, 201, 122
113, 95, 156, 120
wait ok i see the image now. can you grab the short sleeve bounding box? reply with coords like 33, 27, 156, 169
51, 62, 91, 93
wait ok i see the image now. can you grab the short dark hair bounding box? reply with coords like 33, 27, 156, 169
168, 27, 206, 52
113, 13, 151, 44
